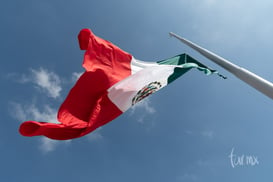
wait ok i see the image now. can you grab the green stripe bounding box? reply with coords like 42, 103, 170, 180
157, 53, 218, 84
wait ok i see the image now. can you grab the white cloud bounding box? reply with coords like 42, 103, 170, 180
129, 98, 156, 123
131, 98, 156, 114
30, 68, 62, 99
201, 130, 214, 139
71, 72, 83, 82
29, 104, 59, 124
10, 101, 61, 153
9, 68, 62, 99
9, 68, 81, 153
39, 137, 71, 154
10, 102, 28, 121
39, 137, 59, 153
5, 72, 30, 84
10, 102, 59, 124
10, 69, 107, 152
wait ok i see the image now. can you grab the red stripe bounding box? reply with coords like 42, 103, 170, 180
80, 29, 132, 80
19, 29, 133, 140
20, 71, 123, 140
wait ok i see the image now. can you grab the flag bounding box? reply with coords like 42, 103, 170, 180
19, 29, 218, 140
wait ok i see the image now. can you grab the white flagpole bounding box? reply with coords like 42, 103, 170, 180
169, 32, 273, 100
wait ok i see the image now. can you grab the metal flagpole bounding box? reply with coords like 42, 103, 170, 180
169, 32, 273, 100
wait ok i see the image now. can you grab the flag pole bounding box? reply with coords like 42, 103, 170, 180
169, 32, 273, 100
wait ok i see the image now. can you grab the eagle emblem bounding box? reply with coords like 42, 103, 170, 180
132, 81, 162, 105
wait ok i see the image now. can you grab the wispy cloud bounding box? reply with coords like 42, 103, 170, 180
8, 67, 65, 153
129, 98, 156, 123
9, 68, 83, 99
39, 137, 59, 153
201, 130, 214, 139
30, 68, 62, 99
10, 102, 59, 124
71, 72, 83, 82
10, 102, 28, 121
10, 68, 118, 151
130, 98, 156, 114
9, 68, 62, 98
10, 101, 62, 153
39, 137, 71, 154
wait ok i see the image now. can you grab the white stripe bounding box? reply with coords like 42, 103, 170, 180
108, 61, 178, 112
130, 57, 158, 74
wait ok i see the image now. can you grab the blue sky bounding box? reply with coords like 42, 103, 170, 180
1, 0, 273, 181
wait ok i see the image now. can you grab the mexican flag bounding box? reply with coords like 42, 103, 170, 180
19, 29, 219, 140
